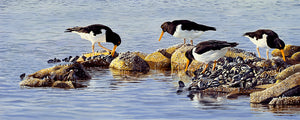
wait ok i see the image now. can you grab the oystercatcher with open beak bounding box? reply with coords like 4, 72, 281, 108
158, 20, 216, 45
65, 24, 121, 57
185, 40, 238, 73
243, 29, 286, 61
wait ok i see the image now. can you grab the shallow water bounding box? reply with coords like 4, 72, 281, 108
1, 0, 300, 119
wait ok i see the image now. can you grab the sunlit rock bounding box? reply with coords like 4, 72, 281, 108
250, 72, 300, 104
272, 45, 300, 57
275, 64, 300, 82
109, 51, 150, 72
145, 51, 171, 69
171, 44, 202, 71
291, 52, 300, 63
145, 44, 183, 70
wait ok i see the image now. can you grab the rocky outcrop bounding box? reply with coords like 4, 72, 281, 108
272, 45, 300, 64
20, 62, 90, 88
250, 72, 300, 104
171, 44, 199, 71
145, 44, 183, 70
109, 51, 150, 72
272, 45, 300, 57
275, 64, 300, 82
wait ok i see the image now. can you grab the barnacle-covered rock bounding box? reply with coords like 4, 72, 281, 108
275, 64, 300, 82
250, 72, 300, 104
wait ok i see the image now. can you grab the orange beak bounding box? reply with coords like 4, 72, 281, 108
111, 45, 117, 57
280, 49, 286, 62
185, 59, 190, 72
158, 31, 164, 41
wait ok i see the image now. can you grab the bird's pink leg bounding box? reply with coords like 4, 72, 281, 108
201, 64, 209, 74
256, 47, 261, 58
191, 40, 193, 46
98, 42, 112, 52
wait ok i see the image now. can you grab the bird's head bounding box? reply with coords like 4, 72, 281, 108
185, 49, 194, 72
108, 32, 121, 57
274, 38, 286, 61
158, 22, 171, 41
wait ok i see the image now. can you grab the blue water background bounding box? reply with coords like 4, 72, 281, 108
1, 0, 300, 119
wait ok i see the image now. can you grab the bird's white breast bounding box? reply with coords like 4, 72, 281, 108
245, 34, 268, 48
73, 29, 107, 44
173, 24, 204, 40
192, 47, 228, 63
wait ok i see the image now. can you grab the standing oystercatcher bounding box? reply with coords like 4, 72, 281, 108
65, 24, 121, 57
243, 29, 286, 61
185, 40, 238, 73
158, 20, 216, 45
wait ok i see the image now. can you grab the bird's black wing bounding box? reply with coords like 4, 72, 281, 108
194, 40, 238, 54
172, 20, 216, 31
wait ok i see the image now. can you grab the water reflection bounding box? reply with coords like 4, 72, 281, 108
251, 104, 300, 115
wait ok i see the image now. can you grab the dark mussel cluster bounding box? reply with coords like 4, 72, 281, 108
47, 54, 115, 64
187, 56, 288, 91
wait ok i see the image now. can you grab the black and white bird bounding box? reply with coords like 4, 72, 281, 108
158, 20, 216, 45
243, 29, 286, 61
185, 40, 238, 73
65, 24, 121, 57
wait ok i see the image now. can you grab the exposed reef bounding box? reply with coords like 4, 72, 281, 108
20, 44, 300, 105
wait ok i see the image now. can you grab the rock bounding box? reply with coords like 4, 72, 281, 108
20, 73, 26, 80
109, 51, 150, 72
272, 44, 300, 57
275, 64, 300, 82
52, 81, 75, 89
225, 48, 257, 60
171, 44, 202, 71
145, 51, 171, 69
291, 52, 300, 61
81, 55, 114, 67
27, 62, 91, 81
77, 51, 116, 62
269, 96, 300, 105
250, 72, 300, 104
19, 77, 53, 87
145, 44, 184, 70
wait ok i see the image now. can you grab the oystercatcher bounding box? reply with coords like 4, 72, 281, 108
243, 29, 286, 61
158, 20, 216, 45
185, 40, 238, 73
65, 24, 121, 57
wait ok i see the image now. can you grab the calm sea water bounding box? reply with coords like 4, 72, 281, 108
1, 0, 300, 119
